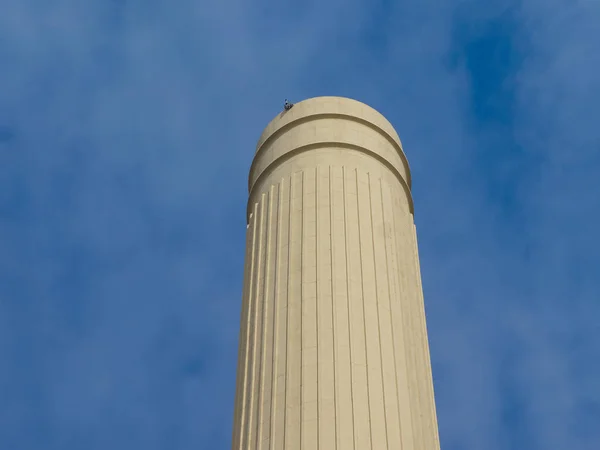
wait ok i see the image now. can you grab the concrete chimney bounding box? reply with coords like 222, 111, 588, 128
231, 96, 440, 450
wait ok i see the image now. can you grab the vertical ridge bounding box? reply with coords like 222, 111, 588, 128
383, 182, 416, 450
315, 166, 320, 450
270, 178, 289, 450
346, 167, 370, 449
407, 218, 432, 450
239, 203, 261, 450
328, 165, 338, 450
301, 167, 318, 449
331, 166, 352, 450
285, 171, 303, 450
402, 214, 429, 450
257, 184, 280, 448
341, 166, 356, 450
316, 164, 335, 449
301, 168, 318, 449
299, 170, 304, 450
278, 177, 293, 450
248, 193, 269, 449
379, 179, 404, 450
392, 191, 424, 449
355, 168, 374, 450
233, 206, 258, 450
368, 173, 390, 450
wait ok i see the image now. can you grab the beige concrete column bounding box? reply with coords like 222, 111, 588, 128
232, 96, 440, 450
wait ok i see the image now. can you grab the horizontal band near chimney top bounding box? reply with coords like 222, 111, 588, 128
250, 112, 411, 193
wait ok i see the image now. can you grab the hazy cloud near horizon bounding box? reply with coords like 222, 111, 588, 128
1, 1, 599, 449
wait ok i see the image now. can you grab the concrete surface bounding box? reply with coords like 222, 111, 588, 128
232, 96, 440, 450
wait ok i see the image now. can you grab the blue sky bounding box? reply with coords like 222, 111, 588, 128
1, 1, 599, 449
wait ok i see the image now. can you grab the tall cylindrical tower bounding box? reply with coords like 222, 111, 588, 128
232, 97, 440, 450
